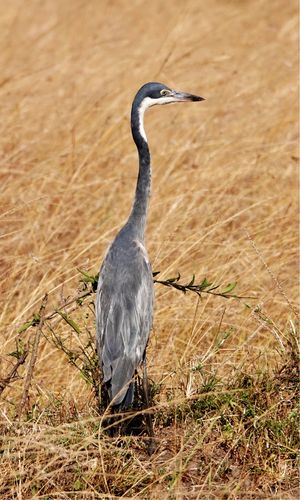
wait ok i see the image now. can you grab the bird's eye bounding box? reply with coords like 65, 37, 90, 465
160, 89, 171, 96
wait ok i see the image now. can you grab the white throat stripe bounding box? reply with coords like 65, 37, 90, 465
138, 95, 177, 142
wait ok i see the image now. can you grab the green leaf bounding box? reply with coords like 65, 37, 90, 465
57, 312, 81, 334
187, 274, 195, 287
221, 282, 237, 294
73, 479, 83, 491
77, 268, 98, 284
80, 368, 92, 384
17, 321, 35, 334
167, 273, 181, 283
9, 339, 26, 359
17, 314, 40, 333
199, 278, 212, 290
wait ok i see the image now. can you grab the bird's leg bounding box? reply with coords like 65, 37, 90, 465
142, 357, 155, 454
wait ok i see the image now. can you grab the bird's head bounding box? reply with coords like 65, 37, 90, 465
131, 82, 204, 145
134, 82, 204, 108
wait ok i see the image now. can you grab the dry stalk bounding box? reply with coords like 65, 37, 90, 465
244, 228, 298, 317
17, 294, 48, 416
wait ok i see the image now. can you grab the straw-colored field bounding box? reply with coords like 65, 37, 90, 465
0, 0, 298, 497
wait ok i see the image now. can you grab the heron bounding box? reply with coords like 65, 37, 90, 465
96, 82, 204, 416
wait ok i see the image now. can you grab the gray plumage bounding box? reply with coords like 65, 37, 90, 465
96, 226, 153, 407
96, 82, 204, 408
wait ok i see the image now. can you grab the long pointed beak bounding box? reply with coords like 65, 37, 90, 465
172, 90, 205, 102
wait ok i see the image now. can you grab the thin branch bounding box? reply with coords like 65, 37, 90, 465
153, 272, 254, 300
15, 270, 254, 336
0, 348, 29, 397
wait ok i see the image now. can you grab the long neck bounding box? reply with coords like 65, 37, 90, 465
127, 100, 151, 239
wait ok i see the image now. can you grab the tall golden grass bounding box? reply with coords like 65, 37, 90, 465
0, 0, 298, 497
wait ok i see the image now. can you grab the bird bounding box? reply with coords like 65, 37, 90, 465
96, 82, 204, 413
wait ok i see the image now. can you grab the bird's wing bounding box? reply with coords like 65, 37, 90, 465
96, 238, 153, 406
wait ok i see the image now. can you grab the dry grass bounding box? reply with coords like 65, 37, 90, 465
0, 0, 299, 497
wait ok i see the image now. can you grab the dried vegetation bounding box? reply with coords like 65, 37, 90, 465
0, 0, 299, 497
